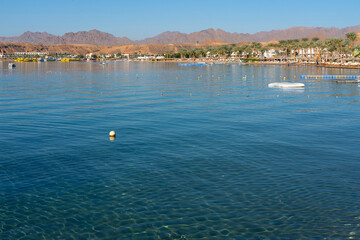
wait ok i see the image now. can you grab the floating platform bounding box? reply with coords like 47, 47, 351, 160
300, 75, 360, 80
335, 80, 360, 83
268, 82, 305, 88
179, 63, 206, 66
178, 62, 247, 66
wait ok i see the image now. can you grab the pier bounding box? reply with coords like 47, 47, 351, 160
300, 75, 360, 80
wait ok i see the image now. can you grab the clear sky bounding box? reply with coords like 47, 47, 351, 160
1, 0, 359, 40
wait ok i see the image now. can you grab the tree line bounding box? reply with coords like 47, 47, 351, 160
163, 32, 359, 61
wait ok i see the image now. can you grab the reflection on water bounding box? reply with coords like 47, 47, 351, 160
0, 62, 360, 239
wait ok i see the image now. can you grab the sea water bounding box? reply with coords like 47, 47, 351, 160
0, 62, 359, 239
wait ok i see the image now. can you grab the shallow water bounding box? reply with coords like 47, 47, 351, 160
1, 62, 360, 239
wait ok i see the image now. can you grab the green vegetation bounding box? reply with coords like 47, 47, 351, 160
5, 33, 358, 64
158, 32, 359, 64
346, 32, 357, 47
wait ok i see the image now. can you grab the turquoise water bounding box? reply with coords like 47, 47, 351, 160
0, 62, 360, 239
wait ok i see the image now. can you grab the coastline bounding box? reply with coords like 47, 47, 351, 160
3, 58, 360, 69
131, 60, 360, 69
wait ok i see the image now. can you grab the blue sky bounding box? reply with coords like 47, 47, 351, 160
1, 0, 359, 40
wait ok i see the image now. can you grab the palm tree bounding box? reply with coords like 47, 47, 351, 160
179, 49, 188, 59
217, 45, 230, 59
278, 40, 289, 60
195, 48, 206, 58
250, 42, 262, 57
326, 38, 346, 62
312, 37, 320, 42
346, 32, 357, 47
260, 46, 269, 59
188, 48, 197, 58
234, 46, 242, 58
292, 42, 301, 61
240, 45, 250, 58
165, 51, 175, 59
346, 32, 357, 59
206, 46, 214, 58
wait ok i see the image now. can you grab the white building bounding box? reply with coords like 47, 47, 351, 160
137, 56, 154, 60
14, 52, 47, 56
263, 49, 277, 58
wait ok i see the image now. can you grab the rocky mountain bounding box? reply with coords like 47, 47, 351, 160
0, 30, 132, 46
137, 28, 250, 44
1, 26, 359, 46
61, 30, 132, 45
140, 26, 360, 44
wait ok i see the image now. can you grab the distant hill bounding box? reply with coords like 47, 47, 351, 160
0, 30, 132, 46
1, 26, 360, 46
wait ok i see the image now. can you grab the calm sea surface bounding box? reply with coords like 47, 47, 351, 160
0, 62, 360, 239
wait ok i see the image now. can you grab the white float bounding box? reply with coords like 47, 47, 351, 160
109, 130, 116, 137
268, 82, 305, 88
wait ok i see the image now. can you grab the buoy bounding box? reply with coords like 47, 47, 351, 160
8, 63, 16, 68
109, 131, 116, 137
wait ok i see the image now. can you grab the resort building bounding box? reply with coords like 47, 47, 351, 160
137, 55, 154, 60
14, 52, 48, 56
263, 49, 277, 58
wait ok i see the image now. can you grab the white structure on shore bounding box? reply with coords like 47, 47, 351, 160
263, 49, 277, 58
14, 52, 48, 56
137, 56, 154, 60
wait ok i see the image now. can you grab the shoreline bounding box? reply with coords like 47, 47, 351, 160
3, 58, 360, 69
134, 60, 360, 69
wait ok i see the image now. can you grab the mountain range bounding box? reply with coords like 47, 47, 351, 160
1, 25, 360, 46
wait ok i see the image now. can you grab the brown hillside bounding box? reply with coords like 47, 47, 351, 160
1, 42, 241, 55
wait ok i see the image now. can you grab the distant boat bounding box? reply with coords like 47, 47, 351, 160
8, 63, 16, 68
